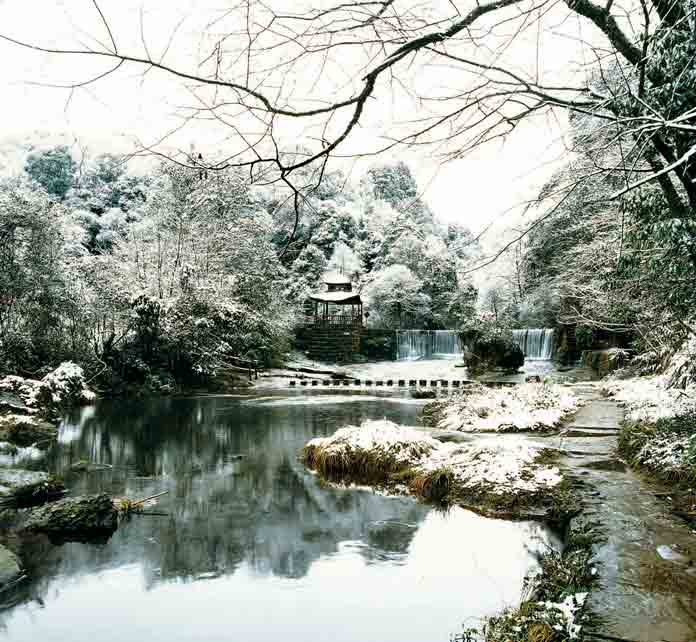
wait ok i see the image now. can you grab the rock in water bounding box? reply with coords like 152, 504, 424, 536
0, 469, 49, 494
23, 494, 118, 543
0, 469, 66, 508
0, 415, 58, 448
0, 544, 21, 589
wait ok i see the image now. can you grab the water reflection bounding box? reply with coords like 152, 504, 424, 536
1, 394, 556, 642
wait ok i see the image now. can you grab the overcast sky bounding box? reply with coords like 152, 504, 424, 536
0, 0, 611, 242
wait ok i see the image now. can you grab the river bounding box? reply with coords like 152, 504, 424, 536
1, 390, 558, 642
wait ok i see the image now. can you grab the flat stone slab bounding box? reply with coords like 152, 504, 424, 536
580, 459, 628, 473
561, 429, 617, 438
567, 399, 624, 430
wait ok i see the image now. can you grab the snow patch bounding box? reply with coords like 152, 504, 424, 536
305, 419, 562, 496
603, 375, 696, 423
437, 383, 582, 432
538, 592, 588, 639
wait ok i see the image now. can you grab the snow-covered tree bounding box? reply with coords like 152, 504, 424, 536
364, 264, 431, 329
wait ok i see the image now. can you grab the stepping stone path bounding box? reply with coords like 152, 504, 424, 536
561, 385, 696, 642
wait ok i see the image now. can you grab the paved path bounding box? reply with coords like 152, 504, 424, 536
561, 386, 696, 642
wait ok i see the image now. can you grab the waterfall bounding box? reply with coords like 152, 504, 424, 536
396, 330, 463, 360
512, 328, 555, 360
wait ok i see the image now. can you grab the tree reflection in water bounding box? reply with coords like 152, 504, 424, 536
0, 393, 554, 642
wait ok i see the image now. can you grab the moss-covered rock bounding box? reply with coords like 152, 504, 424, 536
23, 494, 118, 543
464, 337, 524, 372
581, 348, 629, 377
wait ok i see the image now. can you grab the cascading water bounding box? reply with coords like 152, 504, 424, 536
396, 330, 464, 360
512, 328, 555, 360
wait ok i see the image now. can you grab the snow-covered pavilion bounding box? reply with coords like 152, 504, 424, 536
307, 272, 363, 328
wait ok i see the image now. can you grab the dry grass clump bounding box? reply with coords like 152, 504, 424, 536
302, 444, 399, 483
301, 420, 438, 485
527, 622, 555, 642
408, 467, 454, 501
113, 491, 169, 516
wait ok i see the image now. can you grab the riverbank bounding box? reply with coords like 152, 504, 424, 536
604, 374, 696, 527
478, 522, 600, 642
298, 378, 696, 641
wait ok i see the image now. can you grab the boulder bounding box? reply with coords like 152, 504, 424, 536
411, 389, 437, 399
0, 469, 66, 509
0, 414, 57, 448
0, 544, 21, 589
23, 494, 118, 543
464, 337, 524, 373
581, 349, 629, 377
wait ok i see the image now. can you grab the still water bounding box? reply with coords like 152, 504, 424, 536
1, 392, 556, 642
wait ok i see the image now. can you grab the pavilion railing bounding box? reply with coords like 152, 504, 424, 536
304, 312, 363, 328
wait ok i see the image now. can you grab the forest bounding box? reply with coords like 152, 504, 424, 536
0, 1, 695, 641
0, 147, 478, 391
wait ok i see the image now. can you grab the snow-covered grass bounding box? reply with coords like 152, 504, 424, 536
603, 374, 695, 423
427, 383, 582, 433
303, 420, 438, 483
617, 411, 696, 483
302, 419, 565, 514
481, 523, 599, 642
604, 373, 696, 484
487, 593, 588, 642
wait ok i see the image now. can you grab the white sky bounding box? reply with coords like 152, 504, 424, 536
0, 0, 619, 245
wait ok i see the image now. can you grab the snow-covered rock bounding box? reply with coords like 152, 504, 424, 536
303, 419, 563, 503
433, 383, 582, 432
0, 362, 94, 414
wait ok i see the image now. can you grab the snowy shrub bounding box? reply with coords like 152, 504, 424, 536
618, 413, 696, 482
0, 375, 44, 409
0, 362, 94, 413
666, 334, 696, 389
38, 362, 93, 409
604, 375, 696, 423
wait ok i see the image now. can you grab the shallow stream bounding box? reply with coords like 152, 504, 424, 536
1, 391, 558, 642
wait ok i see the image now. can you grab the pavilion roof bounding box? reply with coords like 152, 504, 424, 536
309, 291, 362, 304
